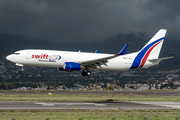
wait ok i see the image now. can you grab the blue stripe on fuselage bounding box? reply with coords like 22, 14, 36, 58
130, 37, 164, 69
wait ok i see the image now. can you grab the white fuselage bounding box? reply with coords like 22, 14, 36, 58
6, 49, 156, 71
6, 29, 171, 76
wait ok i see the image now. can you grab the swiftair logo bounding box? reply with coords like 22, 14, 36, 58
32, 54, 61, 61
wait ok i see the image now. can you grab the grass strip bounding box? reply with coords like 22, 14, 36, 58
0, 93, 180, 101
0, 109, 180, 120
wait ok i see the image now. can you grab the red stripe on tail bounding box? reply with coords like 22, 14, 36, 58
138, 40, 162, 69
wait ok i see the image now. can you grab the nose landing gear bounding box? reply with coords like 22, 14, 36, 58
82, 70, 91, 76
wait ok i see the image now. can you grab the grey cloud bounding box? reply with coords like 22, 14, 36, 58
0, 0, 48, 32
0, 0, 180, 43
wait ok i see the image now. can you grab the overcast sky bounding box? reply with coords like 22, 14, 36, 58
0, 0, 180, 43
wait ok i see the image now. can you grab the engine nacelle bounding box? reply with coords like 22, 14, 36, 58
63, 62, 81, 71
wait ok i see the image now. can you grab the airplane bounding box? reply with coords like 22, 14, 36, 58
6, 29, 173, 76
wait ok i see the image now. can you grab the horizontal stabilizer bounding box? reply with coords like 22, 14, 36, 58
148, 56, 174, 62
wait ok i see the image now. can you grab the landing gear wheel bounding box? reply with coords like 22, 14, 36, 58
82, 70, 91, 76
87, 71, 91, 76
82, 71, 87, 76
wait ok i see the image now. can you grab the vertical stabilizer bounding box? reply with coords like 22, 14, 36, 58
141, 29, 166, 58
130, 29, 167, 69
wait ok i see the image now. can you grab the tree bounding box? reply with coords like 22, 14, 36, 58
0, 81, 6, 90
169, 82, 174, 89
106, 86, 114, 91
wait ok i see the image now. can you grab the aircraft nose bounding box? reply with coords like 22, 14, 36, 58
6, 55, 11, 61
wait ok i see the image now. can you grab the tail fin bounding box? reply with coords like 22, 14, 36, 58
130, 29, 167, 69
140, 29, 166, 59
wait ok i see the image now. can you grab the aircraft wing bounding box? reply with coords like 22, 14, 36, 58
80, 43, 129, 69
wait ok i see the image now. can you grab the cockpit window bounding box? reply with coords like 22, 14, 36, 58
14, 53, 20, 55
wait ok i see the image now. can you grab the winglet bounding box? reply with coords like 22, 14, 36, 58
118, 43, 129, 55
95, 50, 99, 53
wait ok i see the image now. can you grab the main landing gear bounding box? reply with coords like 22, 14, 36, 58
82, 70, 91, 76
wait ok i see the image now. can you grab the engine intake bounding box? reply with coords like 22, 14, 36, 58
63, 62, 81, 70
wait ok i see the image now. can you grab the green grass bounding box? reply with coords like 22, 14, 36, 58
0, 109, 180, 120
0, 93, 180, 101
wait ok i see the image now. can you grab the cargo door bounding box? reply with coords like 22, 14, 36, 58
26, 51, 30, 59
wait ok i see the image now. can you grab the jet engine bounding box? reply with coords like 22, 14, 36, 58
63, 62, 81, 70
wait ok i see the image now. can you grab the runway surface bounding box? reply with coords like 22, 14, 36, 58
0, 101, 179, 110
0, 91, 180, 96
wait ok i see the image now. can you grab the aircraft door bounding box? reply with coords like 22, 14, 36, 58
26, 51, 30, 59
